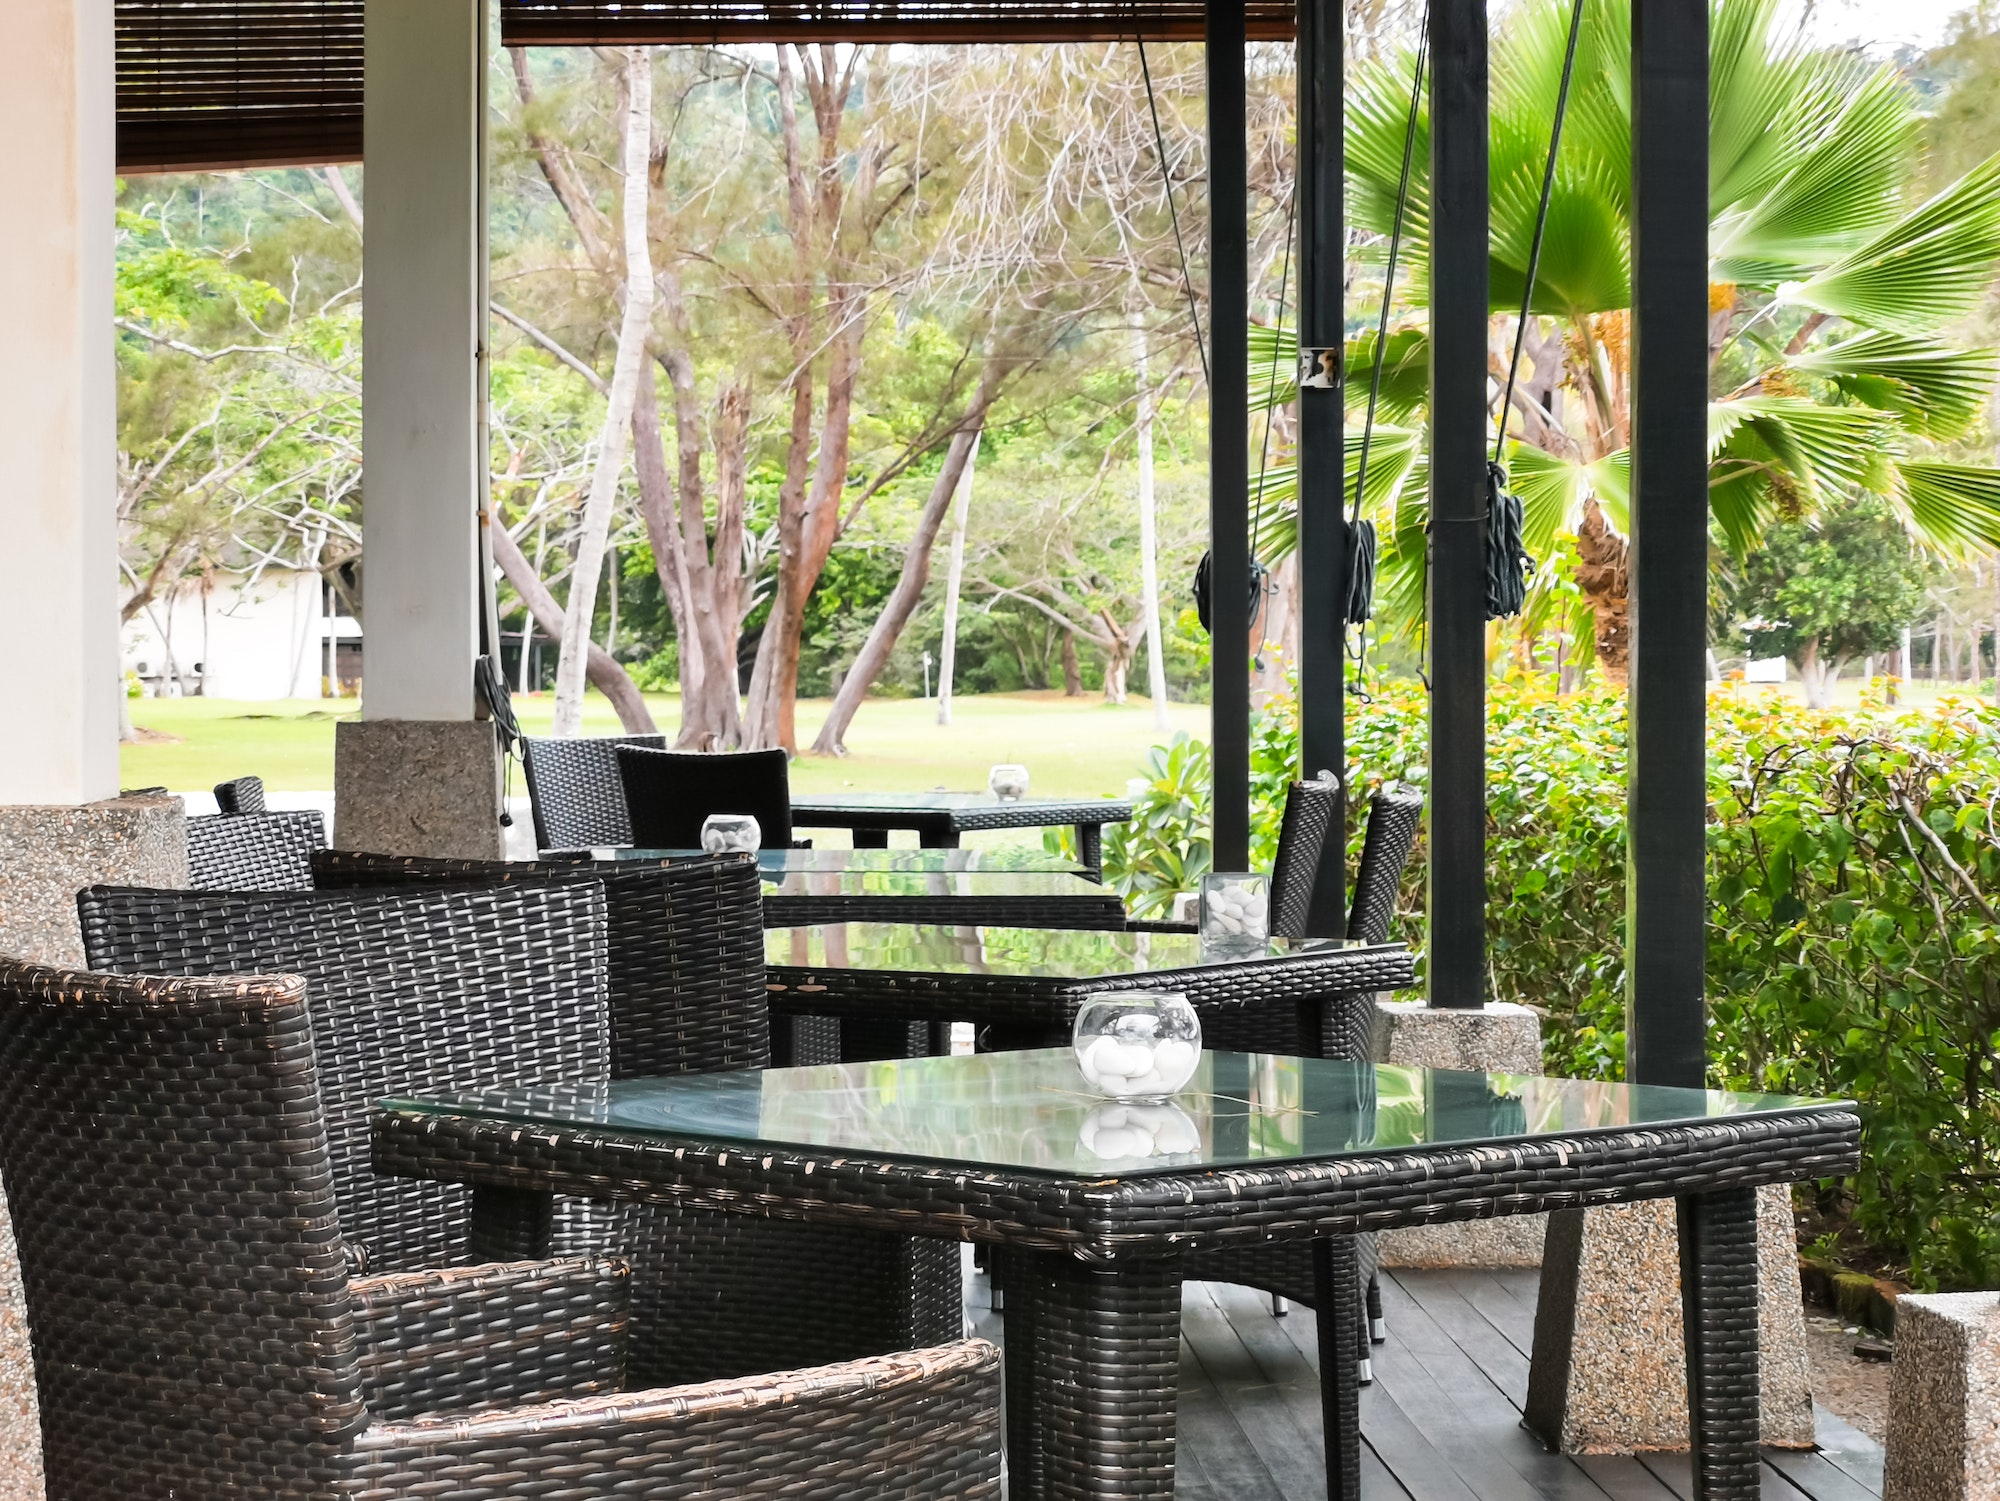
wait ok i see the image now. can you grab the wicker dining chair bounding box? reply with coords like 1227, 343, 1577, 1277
522, 732, 667, 849
79, 877, 613, 1274
616, 743, 797, 850
1127, 768, 1342, 939
309, 847, 966, 1387
0, 958, 1003, 1501
185, 807, 327, 889
211, 773, 268, 813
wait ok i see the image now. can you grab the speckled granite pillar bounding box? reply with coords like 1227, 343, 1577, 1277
0, 1195, 39, 1501
1371, 1001, 1550, 1268
0, 792, 186, 966
1883, 1291, 2000, 1501
1524, 1187, 1815, 1451
334, 719, 503, 859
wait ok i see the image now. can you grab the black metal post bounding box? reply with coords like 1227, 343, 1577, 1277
1209, 0, 1251, 873
1627, 0, 1709, 1088
1297, 0, 1348, 935
1426, 0, 1488, 1008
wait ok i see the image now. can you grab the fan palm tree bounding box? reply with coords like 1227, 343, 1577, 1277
1255, 0, 2000, 680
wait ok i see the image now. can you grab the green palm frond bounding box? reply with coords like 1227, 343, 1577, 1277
1249, 425, 1426, 561
1344, 327, 1432, 426
1722, 395, 1890, 497
1786, 152, 2000, 335
1895, 462, 2000, 555
1786, 333, 1998, 442
1710, 65, 1916, 282
1708, 0, 1834, 210
1247, 321, 1297, 412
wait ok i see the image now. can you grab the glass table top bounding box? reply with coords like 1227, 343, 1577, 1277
576, 848, 1089, 874
766, 922, 1366, 976
382, 1049, 1840, 1181
790, 791, 1132, 813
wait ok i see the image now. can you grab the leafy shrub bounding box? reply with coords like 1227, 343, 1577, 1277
1100, 675, 2000, 1286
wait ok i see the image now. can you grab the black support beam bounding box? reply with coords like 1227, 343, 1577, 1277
1426, 0, 1488, 1008
1626, 0, 1710, 1087
1296, 0, 1347, 934
1209, 0, 1252, 872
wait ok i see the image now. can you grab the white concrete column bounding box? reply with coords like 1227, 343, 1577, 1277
0, 0, 117, 804
362, 0, 486, 721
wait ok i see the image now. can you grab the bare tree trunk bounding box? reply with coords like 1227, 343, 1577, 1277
935, 430, 981, 726
1097, 607, 1132, 704
812, 406, 993, 755
1061, 633, 1082, 696
1132, 312, 1171, 733
553, 47, 655, 737
493, 520, 658, 733
1797, 638, 1836, 710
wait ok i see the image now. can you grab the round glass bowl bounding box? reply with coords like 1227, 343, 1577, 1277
700, 813, 762, 854
988, 763, 1030, 801
1071, 990, 1201, 1103
1200, 871, 1270, 957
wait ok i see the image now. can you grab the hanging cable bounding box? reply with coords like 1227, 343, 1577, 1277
1345, 5, 1431, 686
1485, 0, 1585, 620
1138, 40, 1206, 387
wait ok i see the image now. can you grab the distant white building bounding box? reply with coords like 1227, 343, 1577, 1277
122, 568, 360, 699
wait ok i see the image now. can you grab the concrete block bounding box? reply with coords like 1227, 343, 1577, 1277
1370, 1000, 1548, 1268
1884, 1291, 2000, 1501
0, 792, 185, 966
334, 718, 503, 859
1524, 1188, 1815, 1452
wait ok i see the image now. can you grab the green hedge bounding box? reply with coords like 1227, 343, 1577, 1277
1085, 676, 2000, 1288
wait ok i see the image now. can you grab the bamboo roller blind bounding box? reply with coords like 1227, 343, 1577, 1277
116, 0, 1286, 174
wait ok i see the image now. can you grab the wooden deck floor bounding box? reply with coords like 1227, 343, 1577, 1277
964, 1265, 1885, 1501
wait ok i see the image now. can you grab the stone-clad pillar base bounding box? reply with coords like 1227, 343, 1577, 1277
1371, 1000, 1548, 1268
1884, 1291, 2000, 1501
0, 792, 186, 966
1525, 1190, 1815, 1451
335, 719, 503, 859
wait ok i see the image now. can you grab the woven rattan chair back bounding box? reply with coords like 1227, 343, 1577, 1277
1266, 770, 1342, 940
186, 808, 326, 889
311, 849, 770, 1076
308, 848, 960, 1388
211, 774, 268, 813
616, 744, 795, 851
78, 879, 610, 1273
0, 960, 367, 1496
1346, 782, 1424, 946
522, 733, 666, 849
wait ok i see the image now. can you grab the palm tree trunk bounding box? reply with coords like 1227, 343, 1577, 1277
1574, 498, 1630, 684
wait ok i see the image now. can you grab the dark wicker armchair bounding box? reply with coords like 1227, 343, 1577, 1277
522, 732, 667, 849
186, 807, 326, 889
308, 848, 965, 1386
211, 773, 267, 812
1127, 768, 1342, 937
0, 959, 1002, 1501
616, 743, 797, 850
78, 877, 614, 1272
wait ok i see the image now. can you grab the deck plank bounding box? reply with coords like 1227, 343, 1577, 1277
960, 1261, 1878, 1501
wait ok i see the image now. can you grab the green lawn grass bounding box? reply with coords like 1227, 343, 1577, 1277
123, 689, 1212, 796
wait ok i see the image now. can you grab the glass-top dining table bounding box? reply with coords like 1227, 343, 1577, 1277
373, 1050, 1862, 1500
787, 791, 1135, 877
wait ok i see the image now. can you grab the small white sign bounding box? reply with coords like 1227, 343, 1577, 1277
1744, 656, 1788, 684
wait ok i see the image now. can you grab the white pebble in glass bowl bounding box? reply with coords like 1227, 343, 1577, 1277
1199, 871, 1270, 958
988, 763, 1030, 802
1071, 990, 1201, 1103
700, 813, 762, 854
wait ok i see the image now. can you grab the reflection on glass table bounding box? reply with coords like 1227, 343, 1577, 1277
384, 1049, 1832, 1180
764, 922, 1379, 978
576, 847, 1089, 874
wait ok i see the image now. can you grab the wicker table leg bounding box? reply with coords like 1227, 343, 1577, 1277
1676, 1188, 1760, 1501
1313, 1237, 1364, 1501
1011, 1250, 1182, 1500
996, 1247, 1044, 1499
919, 827, 962, 850
852, 828, 890, 849
468, 1184, 556, 1260
1075, 822, 1104, 881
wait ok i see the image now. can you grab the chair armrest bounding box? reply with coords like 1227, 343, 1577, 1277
350, 1257, 628, 1422
356, 1339, 1001, 1497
